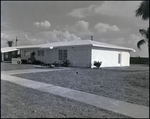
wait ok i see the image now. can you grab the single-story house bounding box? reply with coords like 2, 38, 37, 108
16, 40, 135, 68
1, 47, 20, 62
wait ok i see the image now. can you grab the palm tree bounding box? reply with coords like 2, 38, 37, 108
135, 1, 149, 59
135, 1, 149, 20
137, 27, 149, 48
7, 41, 14, 47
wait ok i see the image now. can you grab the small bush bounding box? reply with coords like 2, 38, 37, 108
34, 60, 41, 65
52, 62, 59, 67
17, 54, 21, 58
61, 60, 70, 67
94, 61, 102, 68
21, 59, 27, 64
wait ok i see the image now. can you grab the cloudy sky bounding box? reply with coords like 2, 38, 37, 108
1, 1, 149, 57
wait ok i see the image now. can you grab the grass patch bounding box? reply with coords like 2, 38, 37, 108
1, 80, 131, 118
12, 65, 149, 107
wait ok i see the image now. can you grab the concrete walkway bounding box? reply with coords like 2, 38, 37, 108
1, 73, 149, 118
1, 68, 70, 75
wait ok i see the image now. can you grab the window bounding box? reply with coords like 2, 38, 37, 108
59, 50, 67, 61
24, 51, 31, 56
118, 53, 121, 64
41, 50, 44, 56
37, 50, 44, 56
38, 50, 40, 56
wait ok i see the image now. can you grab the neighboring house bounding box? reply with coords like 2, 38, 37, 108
16, 40, 135, 68
1, 47, 19, 62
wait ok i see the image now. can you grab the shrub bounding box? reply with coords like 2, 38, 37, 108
34, 60, 41, 65
21, 59, 27, 64
94, 61, 102, 68
17, 54, 21, 58
52, 62, 59, 67
61, 60, 70, 67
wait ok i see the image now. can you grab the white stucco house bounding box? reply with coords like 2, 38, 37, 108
14, 39, 135, 68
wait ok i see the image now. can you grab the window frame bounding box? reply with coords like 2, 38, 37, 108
58, 49, 67, 61
37, 50, 44, 56
118, 53, 121, 64
24, 51, 31, 56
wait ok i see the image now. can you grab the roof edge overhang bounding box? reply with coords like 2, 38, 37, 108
40, 44, 92, 49
92, 44, 136, 52
16, 47, 41, 49
1, 49, 18, 53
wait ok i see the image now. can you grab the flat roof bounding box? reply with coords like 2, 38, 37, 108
1, 40, 135, 52
1, 45, 41, 53
40, 40, 135, 52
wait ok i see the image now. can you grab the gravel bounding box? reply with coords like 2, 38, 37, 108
12, 64, 149, 107
1, 80, 131, 118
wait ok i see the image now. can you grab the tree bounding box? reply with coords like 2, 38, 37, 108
135, 1, 149, 20
7, 41, 14, 47
135, 1, 149, 59
137, 27, 149, 49
30, 51, 36, 64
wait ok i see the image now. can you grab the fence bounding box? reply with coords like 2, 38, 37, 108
130, 57, 149, 64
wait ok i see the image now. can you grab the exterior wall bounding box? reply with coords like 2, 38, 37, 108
121, 52, 130, 66
91, 47, 130, 68
20, 46, 130, 68
21, 48, 38, 60
20, 48, 53, 63
52, 47, 74, 64
36, 49, 52, 63
72, 46, 91, 67
53, 45, 91, 67
20, 47, 77, 65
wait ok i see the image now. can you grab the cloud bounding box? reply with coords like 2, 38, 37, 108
38, 29, 82, 42
57, 20, 94, 38
94, 22, 120, 33
62, 20, 89, 32
98, 37, 125, 46
109, 38, 125, 45
25, 34, 37, 44
33, 21, 51, 29
128, 34, 142, 45
94, 1, 141, 18
128, 34, 148, 57
1, 33, 10, 47
1, 33, 9, 39
67, 1, 141, 19
61, 31, 82, 41
74, 20, 89, 31
1, 21, 12, 29
67, 8, 86, 19
67, 4, 97, 18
